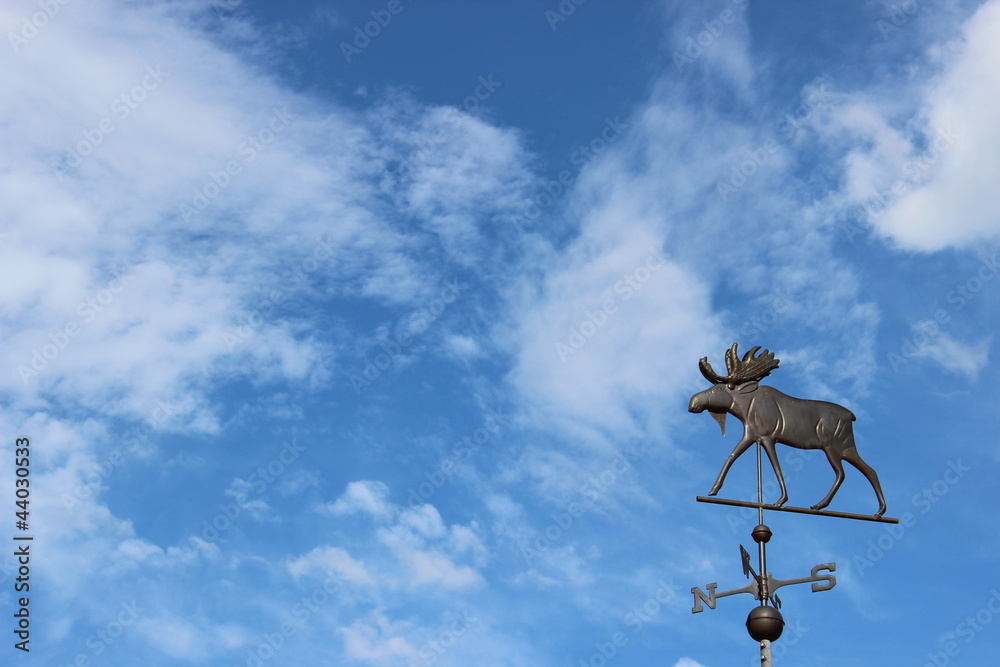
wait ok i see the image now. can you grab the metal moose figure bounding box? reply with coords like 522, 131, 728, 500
688, 343, 887, 517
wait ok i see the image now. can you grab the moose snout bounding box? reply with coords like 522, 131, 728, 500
688, 396, 704, 413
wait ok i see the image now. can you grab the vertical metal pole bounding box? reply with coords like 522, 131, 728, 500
755, 441, 768, 604
756, 440, 764, 524
760, 639, 773, 666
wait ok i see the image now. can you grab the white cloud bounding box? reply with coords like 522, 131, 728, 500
322, 480, 395, 520
105, 535, 223, 577
499, 67, 879, 457
226, 478, 276, 521
376, 504, 486, 589
312, 5, 341, 30
827, 0, 1000, 250
399, 548, 484, 589
276, 468, 320, 496
393, 105, 534, 264
449, 523, 489, 567
113, 538, 164, 562
395, 503, 447, 541
443, 334, 483, 360
287, 545, 373, 585
313, 482, 488, 591
1, 1, 346, 420
663, 0, 756, 101
338, 611, 421, 666
136, 617, 212, 661
503, 231, 722, 442
0, 0, 535, 656
674, 658, 709, 667
912, 331, 991, 379
0, 0, 535, 428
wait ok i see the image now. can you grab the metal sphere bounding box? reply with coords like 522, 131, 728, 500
751, 524, 772, 543
746, 605, 784, 642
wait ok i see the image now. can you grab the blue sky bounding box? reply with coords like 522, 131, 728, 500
2, 0, 1000, 664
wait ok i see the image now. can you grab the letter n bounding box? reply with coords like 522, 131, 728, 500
691, 583, 717, 613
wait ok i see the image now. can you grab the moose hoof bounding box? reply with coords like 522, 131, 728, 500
810, 503, 828, 511
707, 489, 719, 497
875, 507, 886, 518
773, 497, 788, 508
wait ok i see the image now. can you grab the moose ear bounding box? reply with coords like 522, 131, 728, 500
736, 381, 759, 394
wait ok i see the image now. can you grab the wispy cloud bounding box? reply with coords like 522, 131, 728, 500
817, 0, 1000, 250
912, 331, 991, 379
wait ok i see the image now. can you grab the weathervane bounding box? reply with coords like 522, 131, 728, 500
687, 343, 899, 664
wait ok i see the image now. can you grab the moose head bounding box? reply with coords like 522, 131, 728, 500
689, 343, 886, 517
688, 343, 780, 436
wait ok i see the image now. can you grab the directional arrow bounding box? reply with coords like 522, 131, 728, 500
691, 548, 835, 613
769, 563, 836, 594
740, 544, 753, 579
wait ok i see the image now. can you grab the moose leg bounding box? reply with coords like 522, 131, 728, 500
760, 439, 789, 506
843, 447, 887, 517
812, 448, 846, 511
708, 436, 755, 496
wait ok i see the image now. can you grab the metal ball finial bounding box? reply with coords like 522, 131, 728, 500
751, 523, 772, 543
746, 605, 784, 642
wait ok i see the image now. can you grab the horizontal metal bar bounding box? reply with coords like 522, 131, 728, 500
696, 496, 899, 524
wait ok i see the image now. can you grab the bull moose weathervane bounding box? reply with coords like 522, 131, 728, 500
690, 342, 886, 517
687, 343, 898, 664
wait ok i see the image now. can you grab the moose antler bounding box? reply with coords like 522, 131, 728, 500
699, 343, 780, 385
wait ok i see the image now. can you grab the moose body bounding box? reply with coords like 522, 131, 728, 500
689, 344, 886, 517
